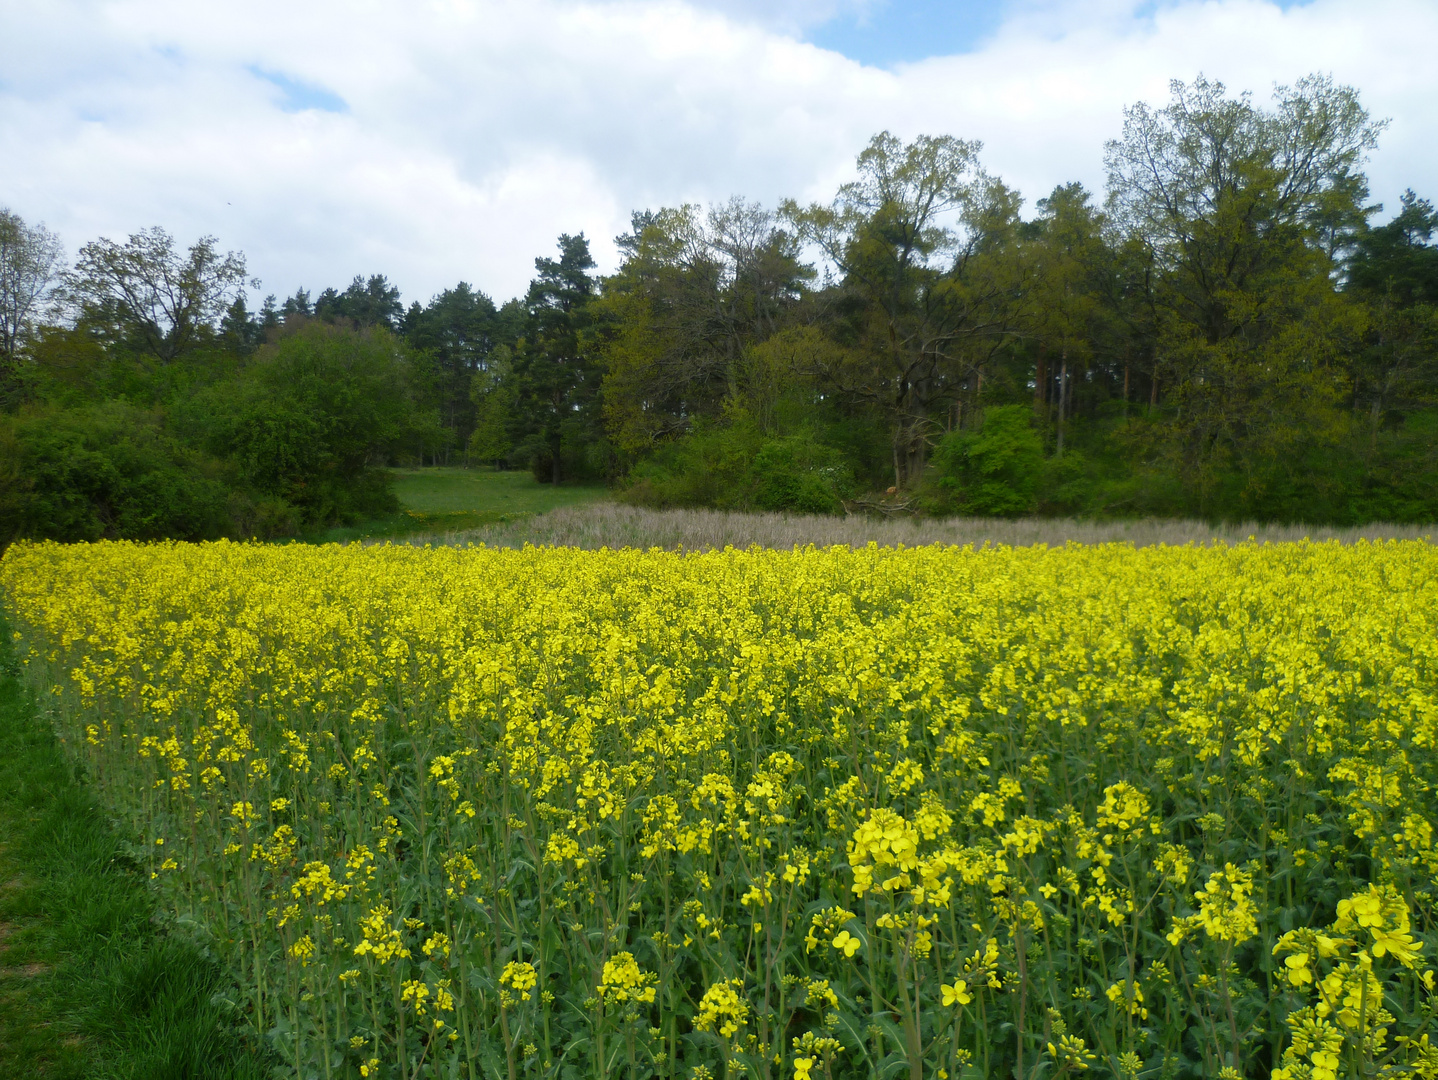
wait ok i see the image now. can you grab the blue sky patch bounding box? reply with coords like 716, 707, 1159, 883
806, 1, 1013, 66
805, 0, 1315, 68
250, 67, 348, 114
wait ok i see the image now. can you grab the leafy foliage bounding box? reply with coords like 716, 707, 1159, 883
0, 208, 64, 394
5, 73, 1438, 540
932, 405, 1043, 516
186, 321, 437, 526
750, 432, 854, 514
0, 402, 229, 543
63, 227, 253, 364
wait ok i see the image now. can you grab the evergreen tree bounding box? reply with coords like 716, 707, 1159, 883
509, 234, 599, 483
405, 282, 499, 451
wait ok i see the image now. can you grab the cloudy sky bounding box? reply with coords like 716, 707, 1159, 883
2, 0, 1434, 307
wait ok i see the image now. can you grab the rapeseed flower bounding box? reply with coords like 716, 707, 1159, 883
6, 538, 1438, 1078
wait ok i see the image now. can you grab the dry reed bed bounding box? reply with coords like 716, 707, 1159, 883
399, 502, 1436, 550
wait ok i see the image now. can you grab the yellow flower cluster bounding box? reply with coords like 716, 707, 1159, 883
499, 961, 537, 1002
5, 537, 1438, 1079
1271, 883, 1434, 1079
695, 979, 749, 1039
353, 905, 408, 964
848, 808, 920, 895
598, 951, 657, 1004
1166, 863, 1260, 945
1336, 883, 1425, 966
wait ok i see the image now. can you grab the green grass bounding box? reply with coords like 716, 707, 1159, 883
304, 467, 608, 543
389, 466, 607, 514
0, 626, 264, 1080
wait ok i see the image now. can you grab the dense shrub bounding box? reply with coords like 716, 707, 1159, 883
932, 405, 1044, 516
185, 322, 436, 526
750, 432, 854, 514
624, 421, 855, 513
621, 421, 764, 509
0, 402, 229, 544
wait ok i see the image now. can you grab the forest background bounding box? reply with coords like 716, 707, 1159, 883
2, 73, 1437, 543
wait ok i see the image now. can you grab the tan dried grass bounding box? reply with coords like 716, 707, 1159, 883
396, 502, 1436, 551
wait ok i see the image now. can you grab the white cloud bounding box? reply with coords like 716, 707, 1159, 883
0, 0, 1433, 305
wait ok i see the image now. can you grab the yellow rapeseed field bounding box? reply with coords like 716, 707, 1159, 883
3, 539, 1438, 1080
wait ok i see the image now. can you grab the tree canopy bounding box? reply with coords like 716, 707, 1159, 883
63, 227, 253, 364
5, 72, 1438, 541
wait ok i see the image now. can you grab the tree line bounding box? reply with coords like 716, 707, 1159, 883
3, 73, 1436, 542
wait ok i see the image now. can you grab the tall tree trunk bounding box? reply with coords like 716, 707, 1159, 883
892, 417, 927, 489
1034, 349, 1048, 420
1056, 352, 1069, 458
906, 438, 925, 486
1123, 362, 1130, 422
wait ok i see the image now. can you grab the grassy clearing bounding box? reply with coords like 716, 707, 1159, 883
390, 467, 607, 515
304, 467, 608, 543
397, 501, 1437, 550
0, 626, 262, 1080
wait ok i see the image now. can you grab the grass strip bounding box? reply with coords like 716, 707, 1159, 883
0, 624, 264, 1080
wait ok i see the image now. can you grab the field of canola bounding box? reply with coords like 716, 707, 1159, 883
4, 539, 1438, 1080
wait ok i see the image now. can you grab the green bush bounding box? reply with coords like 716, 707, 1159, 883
1358, 411, 1438, 523
0, 403, 230, 544
750, 432, 854, 514
932, 405, 1044, 516
187, 322, 429, 526
529, 449, 555, 484
225, 490, 302, 540
623, 421, 856, 514
520, 439, 608, 486
621, 421, 763, 509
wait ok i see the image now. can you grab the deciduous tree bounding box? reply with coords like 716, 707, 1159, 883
597, 203, 809, 455
64, 227, 253, 364
0, 208, 64, 364
785, 132, 1016, 488
1105, 75, 1384, 506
